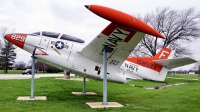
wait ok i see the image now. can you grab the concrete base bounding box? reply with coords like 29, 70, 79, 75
86, 102, 123, 108
72, 92, 97, 95
55, 78, 89, 81
17, 96, 47, 100
63, 74, 70, 79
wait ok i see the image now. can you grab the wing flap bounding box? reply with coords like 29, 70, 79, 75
79, 23, 145, 67
153, 57, 197, 69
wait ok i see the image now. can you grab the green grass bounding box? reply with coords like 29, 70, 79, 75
0, 70, 23, 74
0, 75, 200, 112
167, 74, 200, 79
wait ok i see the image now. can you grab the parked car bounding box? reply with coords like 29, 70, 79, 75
22, 69, 36, 75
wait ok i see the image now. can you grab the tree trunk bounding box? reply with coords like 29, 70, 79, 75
4, 63, 8, 73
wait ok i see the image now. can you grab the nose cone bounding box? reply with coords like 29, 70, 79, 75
85, 5, 89, 9
5, 34, 27, 49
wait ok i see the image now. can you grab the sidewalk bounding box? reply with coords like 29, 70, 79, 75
0, 74, 75, 79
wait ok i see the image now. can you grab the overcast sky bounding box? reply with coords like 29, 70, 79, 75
0, 0, 200, 70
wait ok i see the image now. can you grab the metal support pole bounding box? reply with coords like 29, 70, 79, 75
30, 56, 35, 98
102, 49, 108, 105
82, 77, 86, 93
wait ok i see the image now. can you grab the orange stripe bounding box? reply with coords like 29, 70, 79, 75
126, 57, 163, 72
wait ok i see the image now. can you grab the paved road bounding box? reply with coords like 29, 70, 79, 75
0, 74, 71, 79
166, 77, 199, 80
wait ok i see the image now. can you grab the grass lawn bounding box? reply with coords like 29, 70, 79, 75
0, 70, 23, 74
167, 74, 200, 79
0, 75, 200, 112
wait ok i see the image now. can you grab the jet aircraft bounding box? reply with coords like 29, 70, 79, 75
4, 5, 196, 83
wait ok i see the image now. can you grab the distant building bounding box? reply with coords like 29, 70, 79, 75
189, 72, 195, 74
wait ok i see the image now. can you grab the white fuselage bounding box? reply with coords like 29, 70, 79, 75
23, 34, 167, 83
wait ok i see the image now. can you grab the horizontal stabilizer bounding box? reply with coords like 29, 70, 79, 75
153, 57, 197, 69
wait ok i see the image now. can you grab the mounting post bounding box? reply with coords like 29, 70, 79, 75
82, 77, 86, 93
30, 56, 35, 98
102, 48, 108, 105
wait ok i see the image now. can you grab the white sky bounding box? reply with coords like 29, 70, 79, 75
0, 0, 200, 70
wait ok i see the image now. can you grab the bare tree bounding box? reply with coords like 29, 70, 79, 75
13, 61, 26, 70
33, 60, 49, 73
0, 27, 17, 73
133, 7, 200, 57
35, 61, 45, 71
192, 61, 200, 75
0, 40, 2, 49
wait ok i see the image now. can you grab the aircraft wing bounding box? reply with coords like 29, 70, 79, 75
79, 23, 145, 67
153, 57, 197, 69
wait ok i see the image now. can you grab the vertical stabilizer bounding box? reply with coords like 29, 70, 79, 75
153, 47, 173, 60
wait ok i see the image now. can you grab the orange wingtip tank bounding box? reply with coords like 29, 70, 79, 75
85, 5, 165, 39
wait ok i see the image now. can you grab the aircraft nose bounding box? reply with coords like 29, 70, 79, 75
5, 34, 27, 49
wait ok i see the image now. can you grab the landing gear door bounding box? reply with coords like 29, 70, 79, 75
39, 37, 50, 50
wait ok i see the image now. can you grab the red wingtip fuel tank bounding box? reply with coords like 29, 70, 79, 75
85, 5, 165, 39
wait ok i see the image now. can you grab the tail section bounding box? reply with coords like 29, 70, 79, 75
125, 47, 196, 81
152, 48, 173, 81
126, 47, 173, 81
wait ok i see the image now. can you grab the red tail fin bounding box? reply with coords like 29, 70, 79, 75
153, 47, 172, 60
125, 47, 173, 81
126, 47, 173, 72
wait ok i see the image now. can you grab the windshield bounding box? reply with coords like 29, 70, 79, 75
30, 32, 40, 36
29, 31, 85, 43
42, 31, 60, 38
60, 34, 85, 43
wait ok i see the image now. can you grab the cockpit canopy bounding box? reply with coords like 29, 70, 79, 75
30, 31, 85, 43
